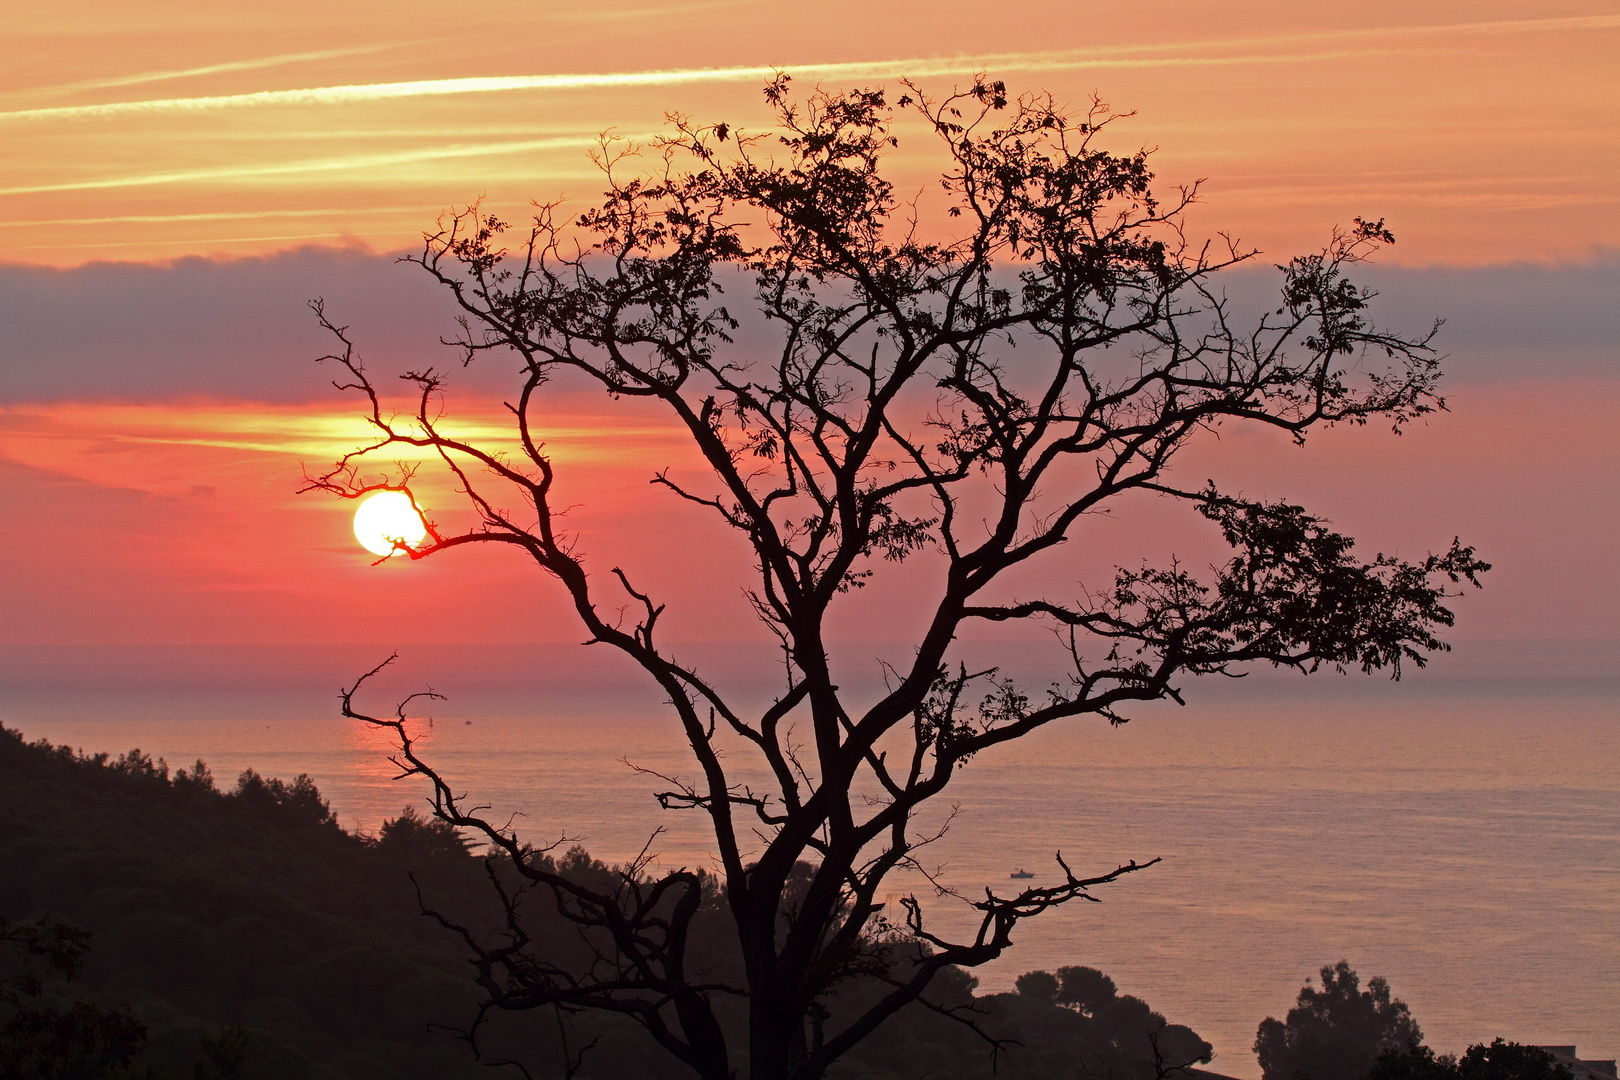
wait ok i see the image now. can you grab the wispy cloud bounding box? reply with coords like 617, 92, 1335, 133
4, 232, 360, 253
17, 43, 409, 99
2, 14, 1614, 125
0, 402, 690, 487
0, 52, 1384, 124
0, 135, 624, 196
0, 205, 456, 229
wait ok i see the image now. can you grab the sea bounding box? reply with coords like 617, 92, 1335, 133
2, 639, 1615, 1078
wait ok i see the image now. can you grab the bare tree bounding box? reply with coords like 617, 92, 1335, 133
307, 75, 1486, 1080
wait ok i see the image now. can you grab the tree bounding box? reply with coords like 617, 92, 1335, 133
1370, 1042, 1458, 1080
1017, 965, 1212, 1077
0, 915, 148, 1079
1055, 965, 1119, 1014
1371, 1039, 1577, 1080
1373, 1036, 1574, 1080
309, 74, 1487, 1080
1014, 971, 1060, 1003
1256, 961, 1423, 1080
1454, 1041, 1576, 1080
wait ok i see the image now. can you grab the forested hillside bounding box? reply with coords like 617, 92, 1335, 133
0, 725, 1214, 1079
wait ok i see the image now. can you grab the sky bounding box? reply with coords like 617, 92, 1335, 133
1, 0, 1617, 648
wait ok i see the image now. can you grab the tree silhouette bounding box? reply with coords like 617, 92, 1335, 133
309, 75, 1486, 1080
1014, 970, 1060, 1003
1256, 961, 1423, 1080
1018, 965, 1211, 1077
1371, 1038, 1577, 1080
1453, 1041, 1577, 1080
1056, 965, 1119, 1015
0, 915, 148, 1079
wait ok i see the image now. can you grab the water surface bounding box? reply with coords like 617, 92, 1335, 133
4, 641, 1614, 1077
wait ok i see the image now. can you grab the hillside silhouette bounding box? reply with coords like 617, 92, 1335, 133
0, 724, 1215, 1078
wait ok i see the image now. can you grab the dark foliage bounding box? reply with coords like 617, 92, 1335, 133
1055, 965, 1119, 1014
1370, 1042, 1460, 1080
1453, 1042, 1577, 1080
0, 724, 636, 1078
1371, 1040, 1576, 1080
1, 914, 148, 1080
1012, 971, 1058, 1003
0, 725, 1218, 1079
1011, 966, 1212, 1077
1256, 962, 1422, 1080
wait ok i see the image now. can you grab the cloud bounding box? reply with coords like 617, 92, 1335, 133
0, 54, 1380, 124
1367, 259, 1620, 376
0, 206, 448, 229
1214, 256, 1620, 382
0, 248, 1614, 407
0, 399, 690, 515
0, 135, 618, 196
22, 43, 409, 98
0, 248, 456, 402
5, 14, 1615, 125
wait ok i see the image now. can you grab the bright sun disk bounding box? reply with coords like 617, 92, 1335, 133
353, 490, 426, 556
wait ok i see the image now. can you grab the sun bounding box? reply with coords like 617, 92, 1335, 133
353, 490, 426, 556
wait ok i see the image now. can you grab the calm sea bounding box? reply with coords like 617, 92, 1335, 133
3, 640, 1615, 1078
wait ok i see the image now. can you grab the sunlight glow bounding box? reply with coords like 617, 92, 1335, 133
352, 490, 426, 557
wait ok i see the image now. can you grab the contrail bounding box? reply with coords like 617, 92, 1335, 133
0, 136, 623, 196
22, 43, 410, 98
0, 50, 1384, 123
0, 205, 451, 229
4, 13, 1616, 125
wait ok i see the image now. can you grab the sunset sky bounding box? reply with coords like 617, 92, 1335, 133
2, 1, 1616, 648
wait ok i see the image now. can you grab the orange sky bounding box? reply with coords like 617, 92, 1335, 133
2, 2, 1617, 647
4, 1, 1617, 265
3, 377, 1616, 645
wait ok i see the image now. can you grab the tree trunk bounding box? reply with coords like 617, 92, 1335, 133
750, 997, 816, 1080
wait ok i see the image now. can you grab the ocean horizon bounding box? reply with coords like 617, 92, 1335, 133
4, 638, 1616, 1077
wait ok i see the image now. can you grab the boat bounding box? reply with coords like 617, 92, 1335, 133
1009, 868, 1034, 879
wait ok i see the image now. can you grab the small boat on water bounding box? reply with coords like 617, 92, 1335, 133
1009, 868, 1034, 879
